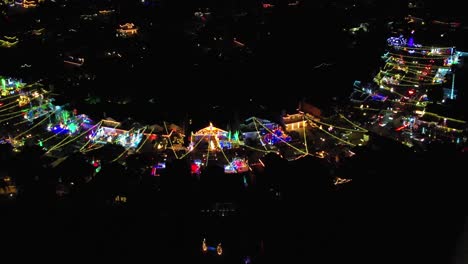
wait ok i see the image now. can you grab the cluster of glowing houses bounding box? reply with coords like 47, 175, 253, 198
1, 77, 321, 176
1, 0, 45, 9
0, 74, 378, 179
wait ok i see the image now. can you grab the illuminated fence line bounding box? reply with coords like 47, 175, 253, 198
136, 128, 154, 153
338, 114, 368, 132
254, 117, 308, 155
46, 121, 103, 153
0, 107, 31, 118
304, 116, 356, 147
82, 144, 103, 153
46, 134, 73, 152
236, 140, 274, 153
423, 111, 466, 124
205, 134, 211, 166
179, 134, 206, 159
111, 148, 129, 163
79, 122, 104, 152
388, 53, 450, 59
0, 104, 23, 115
163, 121, 179, 159
385, 61, 451, 70
313, 117, 367, 133
252, 117, 268, 151
0, 102, 50, 118
13, 111, 55, 140
302, 115, 309, 154
0, 100, 20, 112
0, 112, 25, 123
42, 132, 59, 143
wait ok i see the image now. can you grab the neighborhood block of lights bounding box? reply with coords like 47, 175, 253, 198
349, 31, 466, 147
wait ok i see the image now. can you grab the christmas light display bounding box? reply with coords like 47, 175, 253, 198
89, 125, 145, 149
14, 0, 40, 8
150, 162, 165, 176
117, 23, 138, 37
191, 160, 202, 175
191, 123, 235, 151
224, 157, 249, 174
349, 32, 466, 146
0, 77, 24, 96
46, 110, 91, 135
262, 127, 291, 145
201, 239, 223, 256
0, 36, 19, 48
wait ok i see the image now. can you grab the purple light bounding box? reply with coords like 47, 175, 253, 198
387, 35, 407, 47
371, 94, 387, 101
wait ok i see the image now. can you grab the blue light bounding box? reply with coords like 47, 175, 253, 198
408, 37, 414, 47
387, 35, 407, 47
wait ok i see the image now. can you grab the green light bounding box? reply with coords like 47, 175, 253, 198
233, 131, 239, 142
62, 110, 69, 122
1, 79, 5, 90
38, 140, 43, 147
68, 123, 78, 133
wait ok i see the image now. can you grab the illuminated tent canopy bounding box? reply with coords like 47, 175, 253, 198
194, 123, 227, 137
191, 123, 238, 150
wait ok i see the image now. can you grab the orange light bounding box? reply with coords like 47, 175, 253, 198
216, 243, 223, 256
202, 239, 208, 252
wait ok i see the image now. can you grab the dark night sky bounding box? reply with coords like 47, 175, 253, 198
1, 0, 467, 126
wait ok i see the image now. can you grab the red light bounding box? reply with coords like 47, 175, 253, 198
395, 125, 406, 131
191, 163, 200, 174
408, 90, 414, 95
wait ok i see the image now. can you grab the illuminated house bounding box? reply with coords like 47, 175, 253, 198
240, 117, 292, 146
15, 0, 44, 8
117, 23, 139, 37
89, 119, 146, 149
46, 109, 92, 135
191, 123, 234, 150
283, 113, 307, 132
241, 117, 276, 144
0, 36, 19, 48
1, 77, 24, 96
